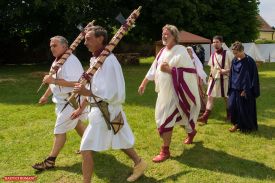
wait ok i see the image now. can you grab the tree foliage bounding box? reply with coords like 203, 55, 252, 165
0, 0, 260, 64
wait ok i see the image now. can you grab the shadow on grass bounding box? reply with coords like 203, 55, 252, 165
93, 153, 191, 182
93, 153, 157, 182
34, 152, 191, 182
34, 153, 157, 182
173, 141, 275, 181
246, 124, 275, 140
203, 118, 275, 140
34, 162, 82, 175
160, 171, 191, 182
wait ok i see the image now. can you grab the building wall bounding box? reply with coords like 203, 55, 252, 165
259, 31, 274, 40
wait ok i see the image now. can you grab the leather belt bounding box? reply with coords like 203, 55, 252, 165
89, 100, 103, 107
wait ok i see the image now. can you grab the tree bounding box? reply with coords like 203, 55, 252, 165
0, 0, 261, 64
131, 0, 260, 44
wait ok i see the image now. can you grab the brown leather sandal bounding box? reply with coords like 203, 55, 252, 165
32, 157, 55, 171
229, 124, 238, 132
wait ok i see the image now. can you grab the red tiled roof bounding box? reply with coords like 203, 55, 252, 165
178, 31, 211, 43
156, 30, 211, 44
257, 15, 274, 32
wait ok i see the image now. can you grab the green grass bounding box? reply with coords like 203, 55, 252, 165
0, 59, 275, 183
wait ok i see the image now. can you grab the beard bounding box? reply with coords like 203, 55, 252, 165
162, 39, 167, 45
214, 45, 222, 50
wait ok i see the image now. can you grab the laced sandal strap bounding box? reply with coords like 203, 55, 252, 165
32, 158, 55, 170
44, 159, 55, 167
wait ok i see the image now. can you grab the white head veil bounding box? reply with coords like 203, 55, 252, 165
187, 46, 207, 84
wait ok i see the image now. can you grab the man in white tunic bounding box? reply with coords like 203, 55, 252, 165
198, 35, 233, 125
71, 26, 147, 183
138, 25, 201, 163
32, 36, 87, 170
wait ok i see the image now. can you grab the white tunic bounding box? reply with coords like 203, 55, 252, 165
146, 45, 201, 134
80, 54, 134, 151
207, 50, 233, 97
49, 54, 87, 134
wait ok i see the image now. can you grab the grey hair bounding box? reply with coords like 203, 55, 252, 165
162, 24, 180, 43
50, 36, 69, 48
86, 25, 108, 45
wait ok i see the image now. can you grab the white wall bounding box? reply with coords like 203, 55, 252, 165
202, 43, 275, 62
257, 44, 275, 62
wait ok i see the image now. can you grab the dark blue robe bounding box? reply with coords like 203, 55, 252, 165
228, 55, 260, 132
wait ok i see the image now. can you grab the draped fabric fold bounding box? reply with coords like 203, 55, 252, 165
228, 55, 260, 132
146, 45, 200, 135
171, 67, 197, 119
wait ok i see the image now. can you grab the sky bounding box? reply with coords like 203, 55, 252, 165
259, 0, 275, 27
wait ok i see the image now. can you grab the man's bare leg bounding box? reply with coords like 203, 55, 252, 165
161, 130, 173, 147
49, 133, 66, 157
32, 134, 66, 170
81, 150, 94, 183
75, 121, 86, 137
152, 130, 172, 163
122, 148, 141, 165
122, 148, 147, 182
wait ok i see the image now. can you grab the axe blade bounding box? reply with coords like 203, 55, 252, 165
115, 13, 126, 25
77, 23, 84, 32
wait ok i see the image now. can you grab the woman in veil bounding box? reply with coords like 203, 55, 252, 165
187, 46, 207, 113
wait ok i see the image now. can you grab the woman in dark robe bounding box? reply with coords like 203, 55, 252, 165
228, 41, 260, 132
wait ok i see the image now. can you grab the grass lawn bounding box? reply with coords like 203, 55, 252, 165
0, 58, 274, 183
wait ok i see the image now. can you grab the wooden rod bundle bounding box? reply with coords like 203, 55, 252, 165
67, 6, 142, 109
36, 20, 95, 93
